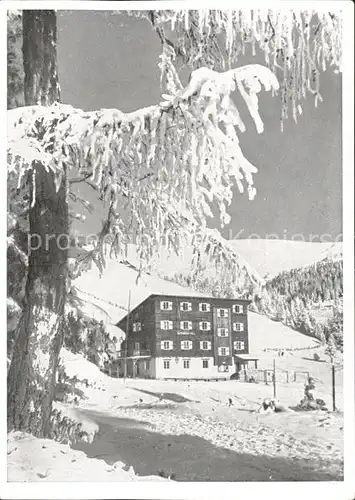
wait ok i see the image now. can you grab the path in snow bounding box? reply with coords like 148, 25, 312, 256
73, 398, 343, 481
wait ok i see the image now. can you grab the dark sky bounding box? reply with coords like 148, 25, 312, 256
57, 11, 342, 242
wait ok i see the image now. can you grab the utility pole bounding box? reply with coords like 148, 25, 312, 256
273, 358, 277, 399
332, 363, 336, 411
123, 289, 131, 383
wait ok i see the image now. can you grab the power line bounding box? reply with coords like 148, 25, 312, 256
74, 287, 128, 312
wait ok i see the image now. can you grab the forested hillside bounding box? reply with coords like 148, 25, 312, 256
167, 254, 343, 353
264, 258, 342, 304
253, 256, 342, 335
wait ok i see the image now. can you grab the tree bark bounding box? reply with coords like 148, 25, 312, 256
22, 10, 60, 106
7, 10, 68, 437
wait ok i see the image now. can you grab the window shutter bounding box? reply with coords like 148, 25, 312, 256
180, 321, 184, 329
188, 321, 192, 330
169, 321, 173, 330
164, 340, 172, 350
188, 303, 192, 311
234, 341, 245, 351
181, 340, 192, 350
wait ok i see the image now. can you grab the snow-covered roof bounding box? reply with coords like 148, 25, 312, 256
234, 354, 259, 361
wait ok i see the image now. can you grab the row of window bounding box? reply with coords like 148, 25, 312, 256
160, 301, 244, 314
160, 340, 245, 353
163, 359, 210, 369
162, 359, 231, 371
160, 320, 244, 332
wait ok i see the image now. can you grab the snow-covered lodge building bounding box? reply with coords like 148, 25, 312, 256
115, 293, 254, 379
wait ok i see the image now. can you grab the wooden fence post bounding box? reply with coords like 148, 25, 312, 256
273, 359, 277, 398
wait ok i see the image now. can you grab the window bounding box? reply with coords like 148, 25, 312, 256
183, 359, 190, 369
145, 360, 150, 370
233, 304, 244, 314
218, 346, 230, 356
199, 302, 210, 312
181, 340, 192, 350
199, 321, 211, 331
132, 322, 141, 332
134, 342, 140, 351
180, 321, 192, 330
200, 340, 211, 350
160, 301, 172, 311
163, 360, 170, 369
217, 327, 228, 337
161, 320, 173, 330
202, 359, 209, 369
217, 308, 228, 318
161, 340, 173, 350
233, 322, 244, 332
180, 301, 192, 312
234, 341, 245, 351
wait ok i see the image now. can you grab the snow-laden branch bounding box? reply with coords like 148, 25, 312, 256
145, 9, 342, 126
8, 64, 278, 286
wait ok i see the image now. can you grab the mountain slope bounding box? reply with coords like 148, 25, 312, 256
73, 259, 209, 328
227, 239, 342, 279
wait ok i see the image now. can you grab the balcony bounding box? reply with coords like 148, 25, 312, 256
117, 349, 151, 359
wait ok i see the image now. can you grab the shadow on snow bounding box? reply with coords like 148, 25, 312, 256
72, 409, 342, 482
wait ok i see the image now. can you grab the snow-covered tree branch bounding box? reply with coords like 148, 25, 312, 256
8, 63, 277, 284
140, 9, 342, 128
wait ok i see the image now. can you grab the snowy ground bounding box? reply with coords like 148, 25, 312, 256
73, 371, 343, 481
7, 431, 169, 482
8, 347, 342, 483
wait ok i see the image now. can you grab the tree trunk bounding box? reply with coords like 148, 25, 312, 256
22, 10, 60, 106
7, 10, 68, 437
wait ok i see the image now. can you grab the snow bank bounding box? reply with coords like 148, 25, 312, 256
60, 348, 107, 385
7, 431, 170, 482
59, 348, 122, 408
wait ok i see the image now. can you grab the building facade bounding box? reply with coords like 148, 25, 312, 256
116, 294, 251, 379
